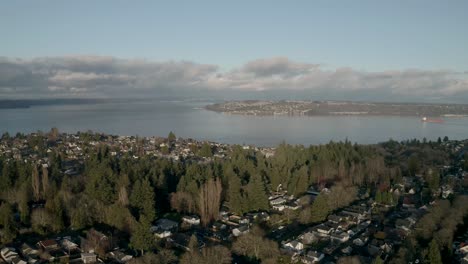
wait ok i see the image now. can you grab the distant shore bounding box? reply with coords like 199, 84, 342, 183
206, 100, 468, 117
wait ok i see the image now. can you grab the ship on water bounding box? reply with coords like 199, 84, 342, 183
421, 117, 444, 123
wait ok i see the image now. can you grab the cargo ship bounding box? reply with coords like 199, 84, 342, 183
421, 117, 444, 123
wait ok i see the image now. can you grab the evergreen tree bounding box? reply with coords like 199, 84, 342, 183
198, 143, 213, 158
246, 174, 269, 212
188, 234, 199, 251
310, 193, 330, 223
130, 178, 156, 222
18, 183, 31, 224
427, 169, 440, 193
375, 190, 382, 204
372, 256, 383, 264
295, 165, 309, 195
86, 165, 116, 205
0, 203, 16, 243
45, 196, 64, 233
130, 216, 154, 255
428, 239, 442, 264
227, 175, 243, 214
168, 131, 176, 142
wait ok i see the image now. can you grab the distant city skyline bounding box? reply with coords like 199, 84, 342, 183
1, 1, 467, 102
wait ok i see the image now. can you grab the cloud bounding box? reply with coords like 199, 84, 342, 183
0, 56, 467, 101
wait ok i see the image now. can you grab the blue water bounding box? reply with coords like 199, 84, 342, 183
1, 100, 468, 146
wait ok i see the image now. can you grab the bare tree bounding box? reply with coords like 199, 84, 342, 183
170, 192, 197, 214
32, 165, 41, 201
199, 177, 222, 226
42, 166, 49, 196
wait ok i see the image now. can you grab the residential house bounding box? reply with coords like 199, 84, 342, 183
182, 215, 200, 226
330, 231, 350, 243
232, 225, 249, 237
300, 231, 318, 245
108, 251, 133, 263
81, 253, 97, 264
81, 229, 111, 254
151, 218, 178, 238
283, 240, 304, 253
302, 250, 324, 264
19, 244, 38, 264
315, 225, 334, 237
1, 248, 20, 263
37, 240, 59, 252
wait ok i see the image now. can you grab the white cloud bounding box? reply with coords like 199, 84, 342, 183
0, 56, 467, 101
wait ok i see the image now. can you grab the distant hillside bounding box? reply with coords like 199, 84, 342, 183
206, 100, 468, 117
0, 98, 109, 109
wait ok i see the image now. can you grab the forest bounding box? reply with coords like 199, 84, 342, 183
0, 131, 466, 264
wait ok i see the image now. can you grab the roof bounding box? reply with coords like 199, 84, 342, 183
154, 218, 178, 230
81, 253, 96, 258
38, 240, 58, 248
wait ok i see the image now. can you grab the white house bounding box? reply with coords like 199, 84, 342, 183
283, 240, 304, 252
1, 248, 20, 263
232, 225, 249, 237
302, 250, 324, 264
270, 197, 287, 206
182, 215, 200, 225
81, 253, 97, 264
330, 231, 350, 243
154, 230, 172, 238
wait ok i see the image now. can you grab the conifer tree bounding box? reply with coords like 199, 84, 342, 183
168, 131, 176, 142
130, 216, 154, 255
246, 174, 269, 212
310, 193, 330, 223
227, 175, 243, 214
428, 239, 442, 264
130, 178, 156, 222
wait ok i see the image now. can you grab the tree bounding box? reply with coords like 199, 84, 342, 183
232, 230, 279, 262
130, 178, 156, 221
199, 178, 222, 226
130, 216, 154, 255
48, 127, 59, 141
375, 190, 382, 204
198, 143, 213, 158
128, 252, 176, 264
408, 155, 419, 176
18, 183, 31, 224
42, 166, 50, 198
117, 174, 130, 206
32, 165, 41, 201
168, 131, 176, 142
426, 168, 440, 194
246, 174, 269, 212
0, 203, 16, 243
188, 234, 199, 251
309, 193, 330, 223
45, 196, 64, 232
227, 174, 243, 215
170, 191, 197, 214
373, 256, 384, 264
31, 208, 52, 234
86, 165, 116, 205
181, 245, 231, 264
428, 239, 442, 264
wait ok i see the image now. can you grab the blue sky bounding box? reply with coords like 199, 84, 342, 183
2, 0, 467, 71
1, 1, 468, 101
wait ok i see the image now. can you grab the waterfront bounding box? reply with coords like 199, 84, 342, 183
2, 99, 468, 146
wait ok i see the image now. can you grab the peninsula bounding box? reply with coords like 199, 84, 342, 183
206, 100, 468, 117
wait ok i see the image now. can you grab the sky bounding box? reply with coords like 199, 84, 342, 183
1, 0, 468, 102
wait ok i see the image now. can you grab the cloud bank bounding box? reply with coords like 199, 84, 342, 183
0, 56, 467, 101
